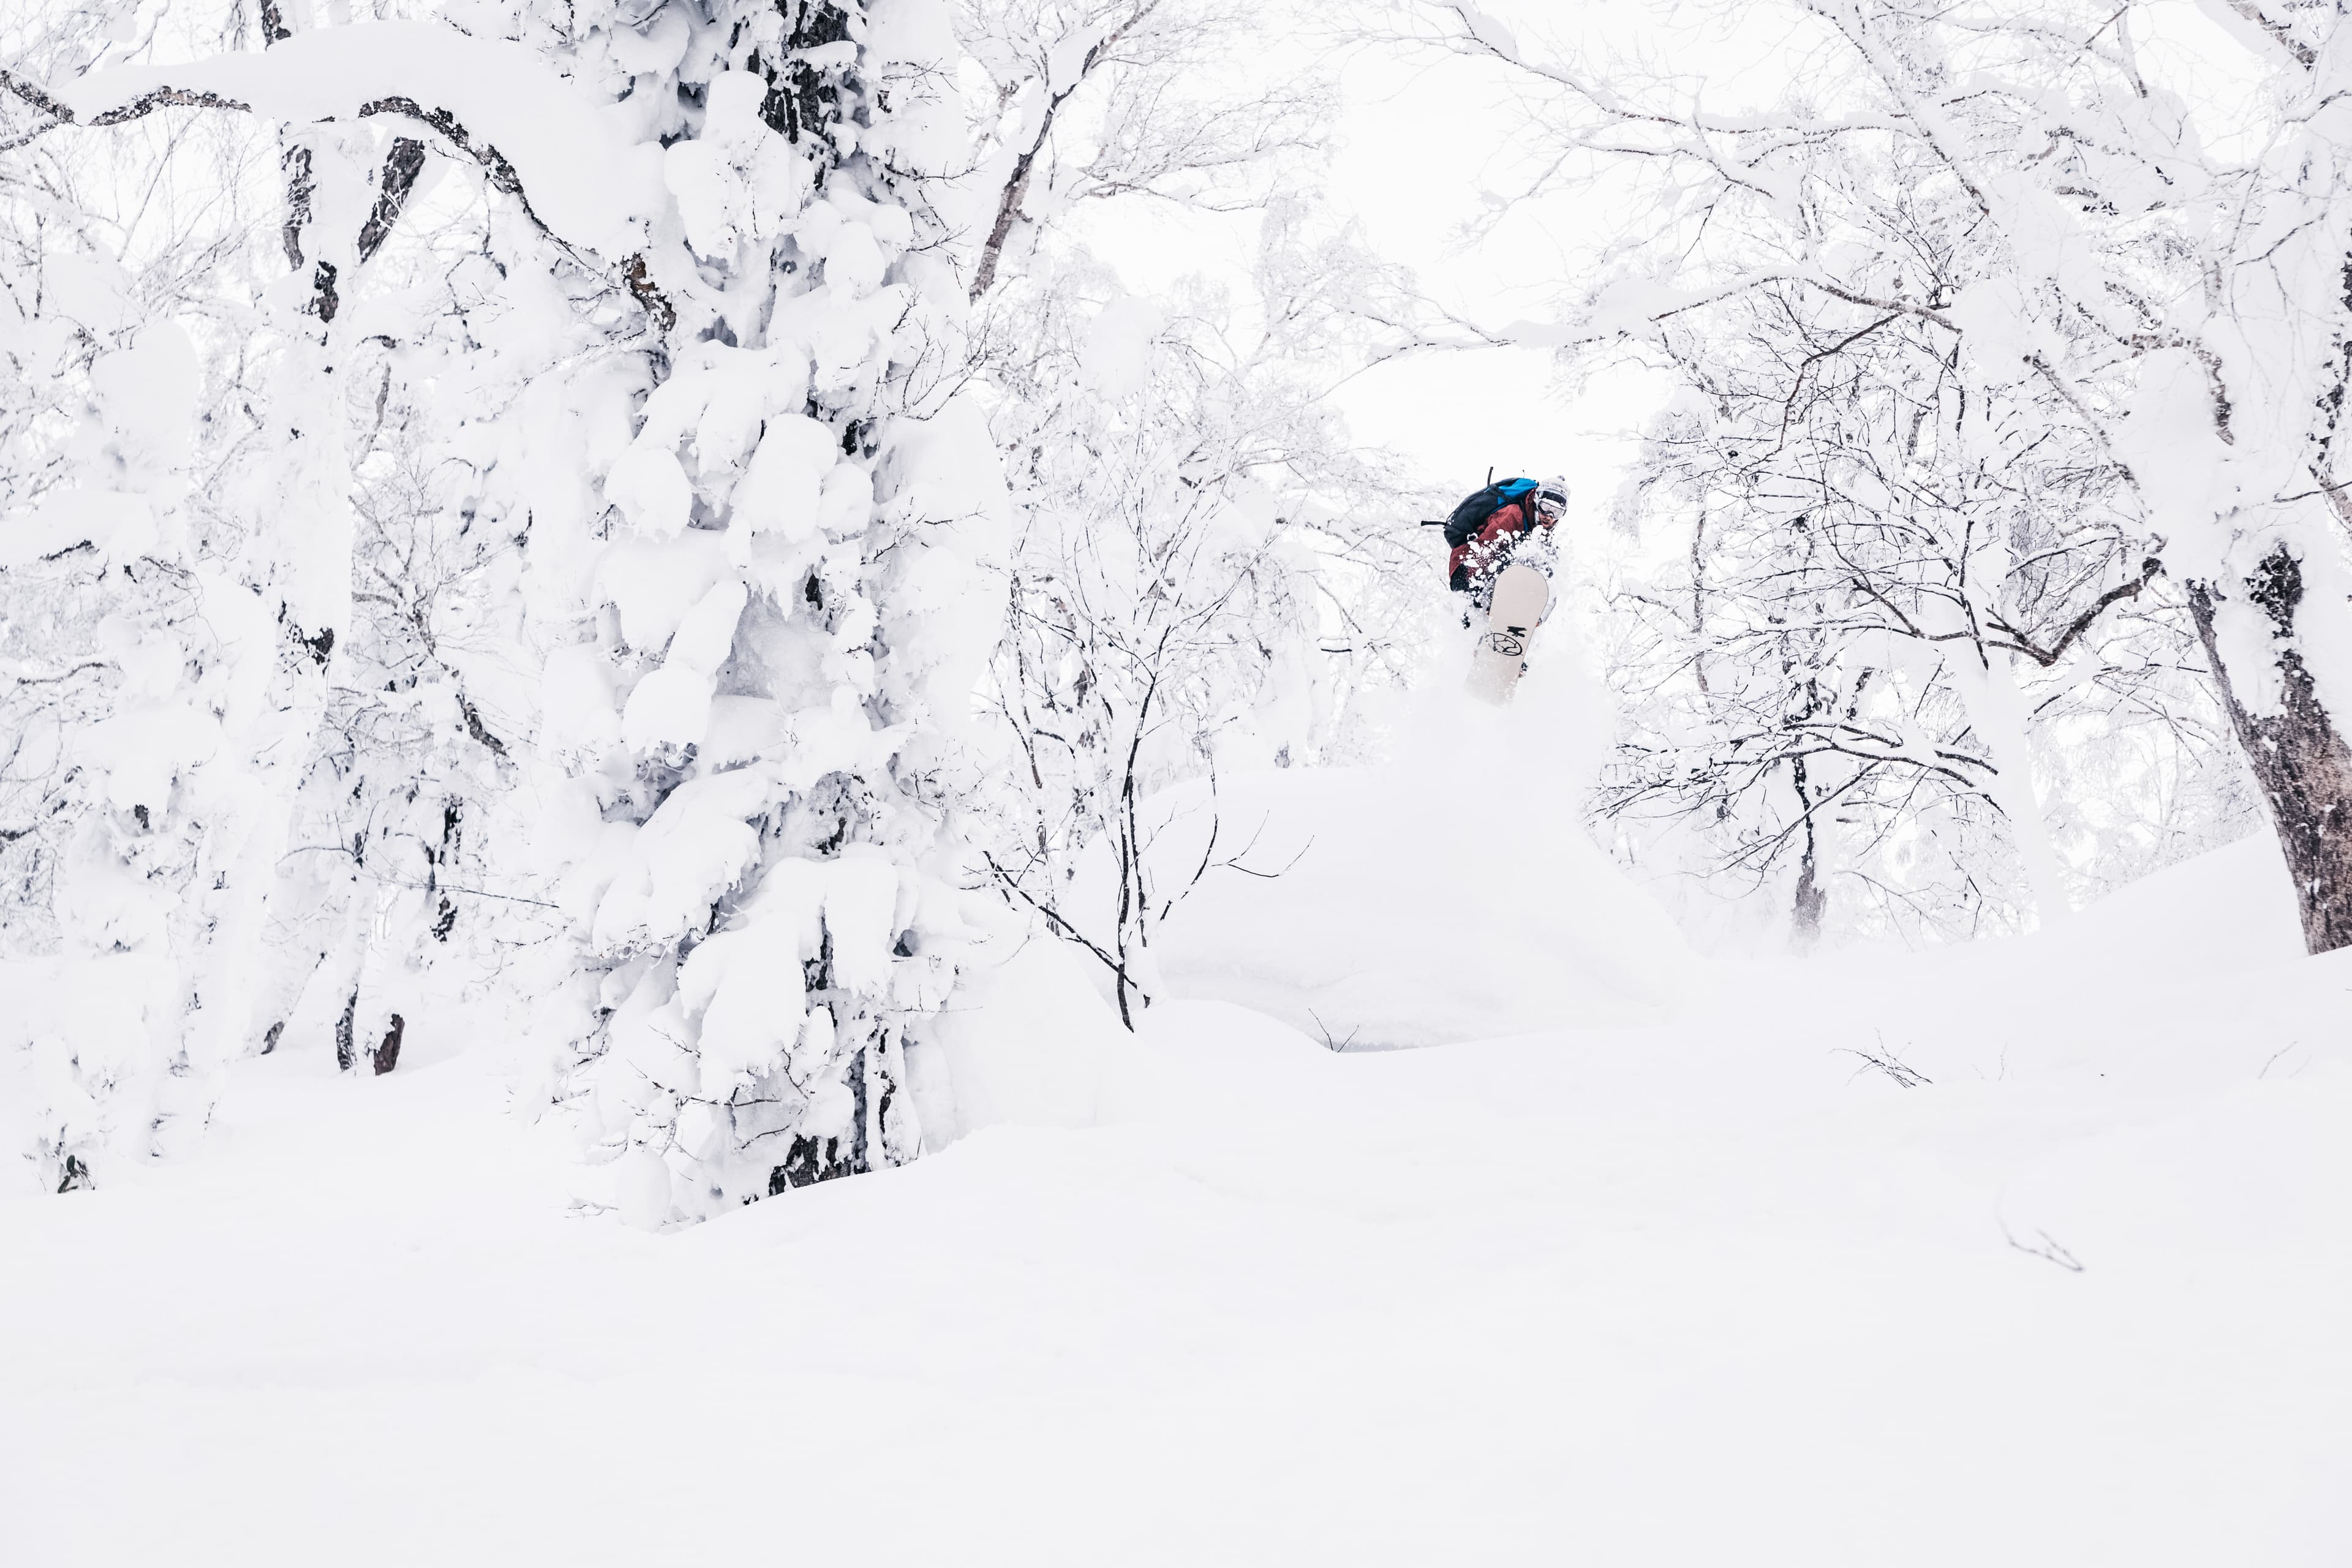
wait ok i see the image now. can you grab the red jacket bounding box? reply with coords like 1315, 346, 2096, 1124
1448, 500, 1554, 586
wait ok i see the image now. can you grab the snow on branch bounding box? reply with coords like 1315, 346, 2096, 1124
37, 22, 662, 258
2209, 0, 2318, 69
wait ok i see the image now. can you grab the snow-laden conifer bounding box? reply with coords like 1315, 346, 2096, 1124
492, 0, 1013, 1224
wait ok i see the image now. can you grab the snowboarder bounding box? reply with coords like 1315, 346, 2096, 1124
1447, 475, 1568, 607
1434, 475, 1567, 703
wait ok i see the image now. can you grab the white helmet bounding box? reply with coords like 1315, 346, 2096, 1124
1533, 477, 1569, 521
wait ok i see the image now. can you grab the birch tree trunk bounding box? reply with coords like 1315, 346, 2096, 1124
2187, 548, 2352, 954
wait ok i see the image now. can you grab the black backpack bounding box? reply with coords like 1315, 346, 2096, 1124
1440, 477, 1540, 548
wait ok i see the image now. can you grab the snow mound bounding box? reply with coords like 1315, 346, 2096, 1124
911, 938, 1160, 1143
1785, 831, 2309, 1035
1134, 630, 1694, 1045
2047, 834, 2304, 975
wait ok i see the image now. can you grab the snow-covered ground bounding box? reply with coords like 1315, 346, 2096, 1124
7, 641, 2348, 1563
8, 812, 2346, 1564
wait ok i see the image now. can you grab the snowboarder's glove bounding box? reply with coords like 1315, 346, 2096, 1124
1449, 564, 1471, 594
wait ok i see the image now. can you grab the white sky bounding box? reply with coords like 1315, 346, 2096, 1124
1064, 1, 1717, 526
1319, 28, 1639, 525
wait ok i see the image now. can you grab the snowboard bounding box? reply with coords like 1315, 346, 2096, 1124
1466, 563, 1548, 704
1458, 564, 1552, 705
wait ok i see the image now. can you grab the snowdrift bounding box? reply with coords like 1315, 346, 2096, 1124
1773, 829, 2310, 1034
1118, 627, 1695, 1046
2041, 831, 2305, 974
908, 937, 1161, 1144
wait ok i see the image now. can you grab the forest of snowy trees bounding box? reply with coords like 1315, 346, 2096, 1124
6, 0, 2352, 1215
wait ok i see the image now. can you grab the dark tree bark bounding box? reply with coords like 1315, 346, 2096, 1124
356, 137, 428, 264
371, 1013, 405, 1076
770, 1054, 870, 1191
1790, 755, 1826, 952
967, 4, 1160, 302
2187, 545, 2352, 954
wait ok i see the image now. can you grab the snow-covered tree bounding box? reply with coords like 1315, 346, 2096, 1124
263, 328, 540, 1076
2, 0, 1087, 1206
953, 0, 1324, 299
1386, 0, 2352, 953
2, 0, 601, 1186
948, 0, 1426, 1008
1591, 181, 2225, 944
0, 6, 277, 1186
0, 304, 217, 1189
970, 216, 1427, 1019
466, 0, 1022, 1225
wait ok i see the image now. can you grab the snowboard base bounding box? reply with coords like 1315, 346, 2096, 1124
1467, 564, 1548, 704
